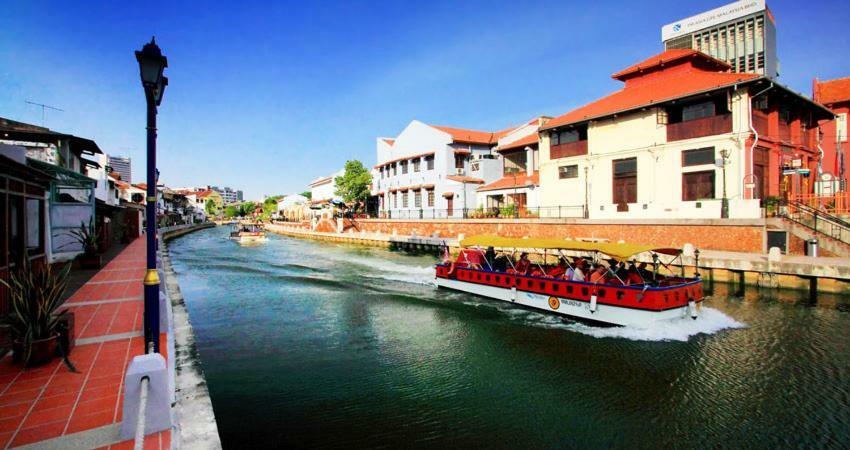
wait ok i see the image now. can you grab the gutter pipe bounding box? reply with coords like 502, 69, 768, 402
747, 82, 774, 199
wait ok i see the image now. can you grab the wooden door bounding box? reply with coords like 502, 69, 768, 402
446, 197, 453, 217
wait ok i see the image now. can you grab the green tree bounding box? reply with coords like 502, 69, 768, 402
205, 199, 216, 216
300, 191, 312, 200
223, 205, 240, 218
335, 160, 372, 204
239, 202, 256, 217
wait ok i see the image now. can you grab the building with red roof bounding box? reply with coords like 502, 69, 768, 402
813, 77, 850, 191
372, 120, 522, 218
538, 49, 832, 220
475, 117, 551, 216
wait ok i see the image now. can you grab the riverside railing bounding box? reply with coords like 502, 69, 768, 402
781, 200, 850, 245
369, 205, 587, 220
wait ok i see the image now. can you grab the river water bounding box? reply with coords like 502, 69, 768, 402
168, 226, 850, 449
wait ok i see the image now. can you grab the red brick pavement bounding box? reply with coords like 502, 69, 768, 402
0, 238, 171, 449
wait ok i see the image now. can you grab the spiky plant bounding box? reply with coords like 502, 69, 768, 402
64, 220, 100, 255
1, 256, 75, 369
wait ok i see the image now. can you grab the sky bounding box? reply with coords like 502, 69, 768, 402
1, 0, 848, 200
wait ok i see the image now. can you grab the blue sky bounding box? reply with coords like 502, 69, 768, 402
1, 0, 848, 200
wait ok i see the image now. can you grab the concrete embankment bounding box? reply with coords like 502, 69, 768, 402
160, 223, 222, 449
265, 222, 850, 294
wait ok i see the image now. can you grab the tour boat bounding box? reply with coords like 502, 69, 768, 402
229, 223, 267, 243
435, 236, 704, 327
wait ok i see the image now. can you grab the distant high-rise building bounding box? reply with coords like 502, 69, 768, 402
662, 0, 778, 78
108, 155, 132, 183
210, 186, 243, 204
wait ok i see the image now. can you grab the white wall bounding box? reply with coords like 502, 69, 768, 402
539, 88, 760, 219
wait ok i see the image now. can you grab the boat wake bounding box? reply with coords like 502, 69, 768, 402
361, 261, 436, 286
543, 306, 744, 341
460, 299, 745, 341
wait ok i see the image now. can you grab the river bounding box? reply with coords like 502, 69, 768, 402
167, 226, 850, 449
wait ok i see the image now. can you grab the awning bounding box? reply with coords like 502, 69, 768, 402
453, 149, 471, 155
27, 158, 96, 188
442, 192, 455, 198
460, 235, 680, 261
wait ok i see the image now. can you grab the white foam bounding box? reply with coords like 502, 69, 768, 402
322, 251, 436, 286
559, 307, 745, 342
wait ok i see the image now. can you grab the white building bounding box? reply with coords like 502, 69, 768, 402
86, 153, 121, 207
275, 194, 309, 221
476, 117, 547, 217
537, 49, 832, 220
371, 120, 509, 218
210, 185, 243, 204
309, 169, 344, 205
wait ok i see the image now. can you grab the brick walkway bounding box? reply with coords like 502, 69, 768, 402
0, 238, 171, 449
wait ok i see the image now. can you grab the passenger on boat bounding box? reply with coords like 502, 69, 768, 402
589, 265, 608, 284
571, 260, 586, 281
484, 246, 497, 270
547, 258, 568, 278
625, 263, 645, 285
511, 252, 531, 275
493, 253, 509, 272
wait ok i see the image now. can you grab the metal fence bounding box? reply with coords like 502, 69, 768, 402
368, 206, 587, 220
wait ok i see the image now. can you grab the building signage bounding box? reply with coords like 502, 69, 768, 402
662, 0, 766, 41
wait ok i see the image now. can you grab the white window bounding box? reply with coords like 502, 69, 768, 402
414, 190, 422, 208
838, 113, 847, 142
402, 191, 409, 208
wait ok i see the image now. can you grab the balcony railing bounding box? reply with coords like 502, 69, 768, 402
550, 140, 588, 159
667, 113, 732, 142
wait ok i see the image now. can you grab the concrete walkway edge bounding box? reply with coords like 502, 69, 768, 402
160, 227, 222, 449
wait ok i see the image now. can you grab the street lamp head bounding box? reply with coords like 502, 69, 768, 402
135, 36, 168, 105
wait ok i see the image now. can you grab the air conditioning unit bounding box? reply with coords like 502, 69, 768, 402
455, 168, 465, 176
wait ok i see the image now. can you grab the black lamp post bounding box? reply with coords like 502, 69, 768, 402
135, 37, 168, 354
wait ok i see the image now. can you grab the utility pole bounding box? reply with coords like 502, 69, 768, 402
25, 101, 64, 127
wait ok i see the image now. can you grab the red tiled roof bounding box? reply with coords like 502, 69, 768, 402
432, 125, 498, 145
196, 190, 215, 199
611, 49, 730, 80
477, 172, 539, 192
309, 176, 333, 187
446, 175, 485, 184
496, 133, 538, 152
374, 151, 435, 169
383, 138, 395, 146
814, 77, 850, 106
542, 50, 760, 131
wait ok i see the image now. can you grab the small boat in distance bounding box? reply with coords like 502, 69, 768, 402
435, 236, 704, 327
230, 223, 267, 243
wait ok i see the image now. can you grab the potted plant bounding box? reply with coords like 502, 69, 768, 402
764, 196, 781, 217
66, 220, 102, 269
1, 256, 76, 369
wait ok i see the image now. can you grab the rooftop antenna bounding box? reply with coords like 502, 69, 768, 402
24, 100, 64, 127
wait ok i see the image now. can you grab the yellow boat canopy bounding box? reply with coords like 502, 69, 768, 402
459, 235, 680, 261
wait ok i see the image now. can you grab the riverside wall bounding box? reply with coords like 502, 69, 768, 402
159, 222, 223, 449
267, 221, 850, 294
352, 218, 766, 253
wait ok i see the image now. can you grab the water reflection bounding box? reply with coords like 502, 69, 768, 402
168, 227, 850, 449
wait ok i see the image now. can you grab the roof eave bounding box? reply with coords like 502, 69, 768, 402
540, 76, 768, 132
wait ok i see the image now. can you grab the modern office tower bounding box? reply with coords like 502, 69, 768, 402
662, 0, 778, 78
